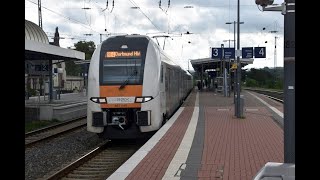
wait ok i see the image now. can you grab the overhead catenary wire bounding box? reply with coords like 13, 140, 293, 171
83, 0, 91, 26
111, 0, 114, 13
159, 0, 170, 14
26, 0, 101, 34
128, 0, 162, 31
106, 0, 114, 13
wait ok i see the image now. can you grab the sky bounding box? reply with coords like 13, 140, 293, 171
25, 0, 285, 71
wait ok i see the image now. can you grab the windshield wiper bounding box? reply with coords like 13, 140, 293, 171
119, 69, 138, 89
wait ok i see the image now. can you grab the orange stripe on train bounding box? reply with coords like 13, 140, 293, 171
100, 85, 142, 108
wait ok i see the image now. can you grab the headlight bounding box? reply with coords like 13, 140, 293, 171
135, 97, 144, 103
90, 97, 107, 103
135, 96, 153, 103
90, 96, 153, 104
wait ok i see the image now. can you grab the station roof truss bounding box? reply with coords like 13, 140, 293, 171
190, 57, 253, 73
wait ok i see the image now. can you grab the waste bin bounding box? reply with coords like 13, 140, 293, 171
234, 94, 244, 117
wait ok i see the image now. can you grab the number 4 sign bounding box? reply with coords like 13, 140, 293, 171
254, 47, 266, 58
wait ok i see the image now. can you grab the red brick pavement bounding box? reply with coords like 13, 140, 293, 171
125, 107, 194, 180
125, 89, 197, 180
200, 106, 284, 180
122, 90, 284, 180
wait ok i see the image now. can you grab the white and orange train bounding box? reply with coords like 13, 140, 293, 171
87, 35, 193, 139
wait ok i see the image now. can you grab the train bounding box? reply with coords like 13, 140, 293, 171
87, 34, 193, 139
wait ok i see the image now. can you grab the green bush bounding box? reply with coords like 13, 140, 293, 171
245, 78, 258, 87
25, 119, 60, 132
27, 88, 37, 96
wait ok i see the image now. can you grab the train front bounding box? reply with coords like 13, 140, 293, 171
87, 35, 159, 139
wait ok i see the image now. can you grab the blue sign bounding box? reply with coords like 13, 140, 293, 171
242, 47, 253, 58
211, 47, 222, 59
211, 47, 235, 59
224, 48, 235, 59
254, 47, 266, 58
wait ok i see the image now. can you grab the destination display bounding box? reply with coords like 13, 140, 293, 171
105, 51, 141, 58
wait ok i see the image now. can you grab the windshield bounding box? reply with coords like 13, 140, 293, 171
102, 58, 143, 85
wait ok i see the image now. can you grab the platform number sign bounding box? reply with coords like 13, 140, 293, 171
224, 48, 235, 59
242, 47, 253, 58
254, 47, 266, 58
211, 48, 222, 59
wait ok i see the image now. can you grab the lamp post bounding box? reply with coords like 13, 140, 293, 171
223, 39, 235, 97
226, 21, 243, 109
283, 0, 295, 163
266, 30, 278, 87
236, 0, 241, 118
225, 21, 244, 50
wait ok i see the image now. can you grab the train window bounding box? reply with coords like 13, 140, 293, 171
161, 65, 163, 83
102, 58, 143, 85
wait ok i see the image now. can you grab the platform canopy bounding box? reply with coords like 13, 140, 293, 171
25, 39, 85, 61
25, 20, 85, 61
190, 57, 253, 73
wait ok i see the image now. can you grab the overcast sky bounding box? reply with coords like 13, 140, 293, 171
25, 0, 285, 71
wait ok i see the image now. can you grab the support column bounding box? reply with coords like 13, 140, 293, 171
284, 0, 295, 163
49, 59, 53, 103
201, 64, 203, 90
236, 0, 241, 118
233, 21, 236, 101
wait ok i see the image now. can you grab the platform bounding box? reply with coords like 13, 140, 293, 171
108, 88, 284, 180
25, 92, 87, 121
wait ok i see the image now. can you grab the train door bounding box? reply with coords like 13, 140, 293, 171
172, 69, 177, 110
160, 64, 164, 112
165, 67, 171, 115
177, 71, 180, 103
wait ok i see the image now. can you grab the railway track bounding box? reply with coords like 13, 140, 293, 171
244, 88, 283, 103
46, 139, 147, 180
25, 117, 87, 148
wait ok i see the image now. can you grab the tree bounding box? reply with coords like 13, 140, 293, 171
244, 67, 283, 89
74, 41, 95, 60
245, 78, 258, 87
65, 41, 96, 76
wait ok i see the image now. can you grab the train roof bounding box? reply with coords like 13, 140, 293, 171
147, 37, 185, 71
106, 34, 152, 40
102, 34, 189, 74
